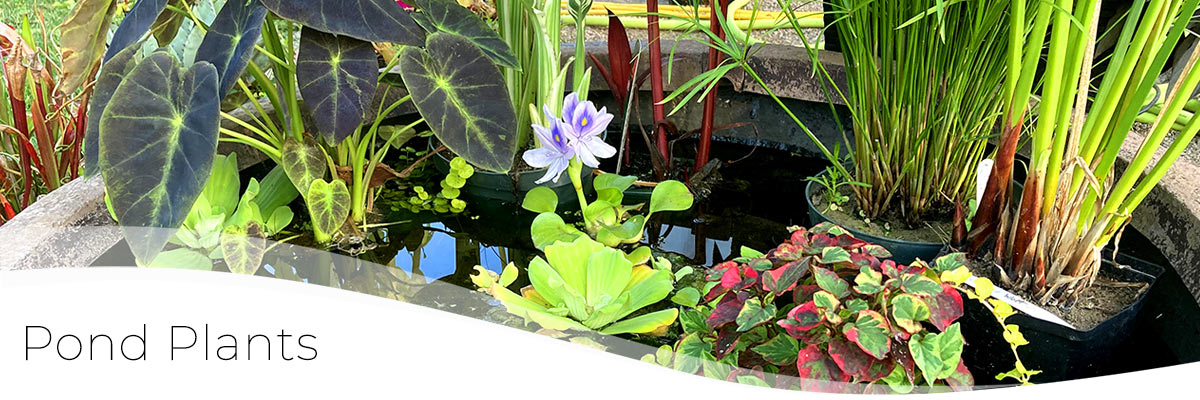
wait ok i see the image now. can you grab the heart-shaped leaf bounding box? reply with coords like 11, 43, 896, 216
56, 0, 121, 96
195, 0, 267, 97
796, 344, 850, 392
924, 283, 965, 331
670, 287, 700, 308
828, 337, 873, 378
845, 310, 891, 360
648, 180, 693, 214
408, 0, 516, 68
854, 265, 884, 295
752, 334, 799, 366
259, 0, 424, 46
220, 222, 267, 275
813, 266, 850, 298
521, 186, 558, 214
99, 51, 220, 264
909, 323, 964, 382
281, 135, 327, 199
305, 179, 350, 243
891, 293, 932, 334
104, 0, 169, 61
297, 27, 378, 144
735, 297, 776, 332
84, 46, 142, 178
398, 32, 517, 172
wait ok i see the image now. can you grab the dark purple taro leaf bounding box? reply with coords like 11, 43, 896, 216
103, 0, 169, 61
195, 0, 269, 97
260, 0, 424, 46
408, 0, 516, 68
84, 46, 142, 178
296, 27, 378, 144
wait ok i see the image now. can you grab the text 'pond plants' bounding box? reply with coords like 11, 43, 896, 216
6, 0, 1199, 394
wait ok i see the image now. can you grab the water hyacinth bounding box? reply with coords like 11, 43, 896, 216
524, 93, 617, 183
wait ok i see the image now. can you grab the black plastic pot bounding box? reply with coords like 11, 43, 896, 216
959, 250, 1162, 385
430, 140, 593, 208
804, 170, 944, 264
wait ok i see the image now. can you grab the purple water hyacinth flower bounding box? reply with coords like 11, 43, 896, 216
523, 118, 576, 184
564, 98, 616, 168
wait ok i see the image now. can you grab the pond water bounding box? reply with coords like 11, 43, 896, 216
88, 136, 1200, 386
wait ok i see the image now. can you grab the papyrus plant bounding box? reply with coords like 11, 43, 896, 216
967, 0, 1200, 306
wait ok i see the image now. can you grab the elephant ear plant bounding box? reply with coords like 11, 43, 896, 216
471, 235, 679, 336
646, 224, 973, 392
83, 0, 518, 265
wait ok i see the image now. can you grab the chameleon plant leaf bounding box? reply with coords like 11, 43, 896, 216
195, 0, 268, 97
99, 51, 221, 264
398, 32, 517, 172
408, 0, 517, 68
259, 0, 424, 46
296, 27, 378, 144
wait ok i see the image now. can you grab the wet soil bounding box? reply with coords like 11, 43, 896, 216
811, 185, 954, 243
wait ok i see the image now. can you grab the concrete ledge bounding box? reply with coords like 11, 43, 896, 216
0, 177, 120, 270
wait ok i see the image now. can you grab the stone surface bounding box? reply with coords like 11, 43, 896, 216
0, 177, 120, 270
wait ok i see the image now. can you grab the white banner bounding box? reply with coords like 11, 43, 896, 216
1, 267, 1195, 398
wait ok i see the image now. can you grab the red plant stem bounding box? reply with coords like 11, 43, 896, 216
6, 80, 35, 208
0, 193, 15, 220
67, 90, 91, 179
695, 0, 728, 173
646, 0, 668, 166
31, 81, 60, 191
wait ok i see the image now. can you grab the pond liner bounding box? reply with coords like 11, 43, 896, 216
804, 172, 944, 264
958, 249, 1161, 385
429, 139, 593, 208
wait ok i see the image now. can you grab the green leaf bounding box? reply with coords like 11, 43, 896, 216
252, 164, 301, 213
297, 27, 378, 143
670, 287, 701, 308
398, 32, 518, 172
282, 135, 327, 199
909, 323, 965, 382
594, 173, 638, 193
305, 179, 350, 243
752, 334, 800, 365
521, 186, 558, 214
194, 0, 267, 97
625, 246, 652, 266
599, 308, 678, 335
648, 180, 693, 214
596, 215, 646, 246
934, 252, 968, 272
265, 206, 294, 236
900, 274, 944, 296
220, 222, 267, 275
740, 246, 765, 259
585, 248, 633, 305
149, 0, 189, 46
529, 212, 585, 250
882, 364, 915, 394
201, 153, 241, 216
104, 0, 169, 61
408, 0, 516, 68
813, 266, 850, 298
854, 266, 884, 295
146, 248, 214, 270
259, 0, 424, 46
845, 310, 891, 359
99, 51, 221, 264
735, 298, 776, 332
56, 0, 120, 96
812, 290, 841, 312
680, 309, 709, 334
674, 334, 711, 373
84, 46, 143, 178
819, 246, 852, 264
892, 293, 932, 333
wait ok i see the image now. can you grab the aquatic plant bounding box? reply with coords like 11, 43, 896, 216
647, 223, 972, 392
520, 92, 693, 250
83, 0, 518, 263
967, 0, 1200, 306
471, 235, 679, 335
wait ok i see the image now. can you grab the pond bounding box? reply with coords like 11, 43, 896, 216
88, 127, 1200, 388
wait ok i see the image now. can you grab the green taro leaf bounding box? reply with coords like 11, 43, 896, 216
281, 135, 327, 199
104, 0, 169, 61
259, 0, 424, 46
891, 294, 932, 334
909, 323, 965, 382
297, 27, 378, 143
99, 51, 220, 264
84, 46, 143, 178
521, 186, 558, 214
220, 222, 267, 275
648, 180, 693, 214
813, 266, 850, 298
306, 179, 351, 243
752, 334, 799, 365
409, 0, 516, 68
735, 298, 776, 332
56, 0, 120, 96
845, 310, 891, 360
398, 33, 518, 172
194, 0, 268, 96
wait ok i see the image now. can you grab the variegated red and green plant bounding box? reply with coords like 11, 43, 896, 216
649, 223, 972, 393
